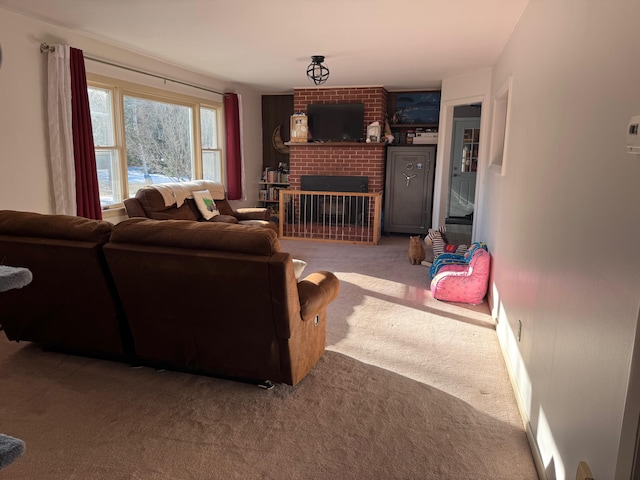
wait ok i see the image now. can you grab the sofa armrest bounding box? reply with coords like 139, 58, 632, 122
297, 271, 340, 322
234, 207, 272, 221
123, 198, 147, 218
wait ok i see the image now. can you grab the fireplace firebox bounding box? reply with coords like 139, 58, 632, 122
300, 175, 369, 225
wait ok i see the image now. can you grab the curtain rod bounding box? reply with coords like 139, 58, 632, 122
40, 42, 229, 97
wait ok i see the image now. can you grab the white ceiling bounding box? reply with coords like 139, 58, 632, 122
0, 0, 529, 93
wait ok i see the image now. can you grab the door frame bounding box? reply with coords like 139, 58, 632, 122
448, 116, 481, 220
432, 93, 490, 242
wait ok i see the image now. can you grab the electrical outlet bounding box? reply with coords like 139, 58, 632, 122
517, 320, 522, 342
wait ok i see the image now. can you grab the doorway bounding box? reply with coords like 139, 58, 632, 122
447, 104, 481, 226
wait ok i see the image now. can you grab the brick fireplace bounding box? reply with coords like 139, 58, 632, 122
288, 87, 388, 194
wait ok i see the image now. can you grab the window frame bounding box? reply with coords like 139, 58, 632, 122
489, 76, 513, 176
87, 73, 225, 211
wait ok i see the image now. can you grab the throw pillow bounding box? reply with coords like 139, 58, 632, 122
292, 259, 307, 280
192, 190, 220, 220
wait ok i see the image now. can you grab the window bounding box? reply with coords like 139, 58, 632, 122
200, 107, 222, 183
87, 75, 224, 209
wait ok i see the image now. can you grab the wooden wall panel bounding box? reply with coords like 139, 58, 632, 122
261, 95, 293, 171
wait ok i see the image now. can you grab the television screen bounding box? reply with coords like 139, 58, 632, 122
307, 103, 365, 142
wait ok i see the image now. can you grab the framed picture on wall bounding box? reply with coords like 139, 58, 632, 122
388, 91, 441, 125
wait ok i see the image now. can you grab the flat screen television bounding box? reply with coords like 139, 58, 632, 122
307, 103, 365, 142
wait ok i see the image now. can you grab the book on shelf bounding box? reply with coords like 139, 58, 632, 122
269, 187, 280, 201
259, 186, 284, 202
262, 168, 289, 184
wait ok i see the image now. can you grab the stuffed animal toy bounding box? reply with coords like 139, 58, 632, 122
426, 226, 467, 258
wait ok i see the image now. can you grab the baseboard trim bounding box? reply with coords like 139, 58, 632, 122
495, 321, 547, 480
525, 421, 546, 480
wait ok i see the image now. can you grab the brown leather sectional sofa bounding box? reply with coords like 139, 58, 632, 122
0, 210, 339, 386
124, 180, 278, 232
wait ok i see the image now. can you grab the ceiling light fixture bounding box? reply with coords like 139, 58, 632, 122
306, 56, 329, 85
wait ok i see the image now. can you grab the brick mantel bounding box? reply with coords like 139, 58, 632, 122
289, 143, 386, 192
289, 86, 388, 193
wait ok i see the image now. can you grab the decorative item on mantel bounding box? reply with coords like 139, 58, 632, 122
290, 112, 308, 143
306, 55, 330, 85
271, 125, 290, 154
366, 122, 381, 143
383, 118, 395, 144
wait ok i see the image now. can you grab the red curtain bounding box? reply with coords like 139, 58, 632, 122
224, 93, 242, 200
70, 47, 102, 220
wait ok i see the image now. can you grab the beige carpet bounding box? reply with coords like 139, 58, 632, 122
0, 235, 538, 479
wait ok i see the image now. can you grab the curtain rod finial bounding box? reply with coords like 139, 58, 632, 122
40, 43, 55, 54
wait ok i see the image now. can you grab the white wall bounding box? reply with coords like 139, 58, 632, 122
0, 8, 263, 217
237, 89, 263, 208
433, 67, 492, 233
482, 1, 640, 479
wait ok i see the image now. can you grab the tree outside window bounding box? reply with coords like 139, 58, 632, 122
87, 78, 224, 209
124, 96, 194, 196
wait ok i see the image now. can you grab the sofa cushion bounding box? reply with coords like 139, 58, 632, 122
0, 210, 112, 243
111, 218, 281, 256
208, 214, 238, 224
134, 188, 200, 221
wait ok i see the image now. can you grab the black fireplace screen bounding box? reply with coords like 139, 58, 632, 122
300, 175, 369, 225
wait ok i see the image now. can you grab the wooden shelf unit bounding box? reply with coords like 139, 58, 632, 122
258, 181, 289, 212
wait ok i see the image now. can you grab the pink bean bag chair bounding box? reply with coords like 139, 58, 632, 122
430, 248, 490, 305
